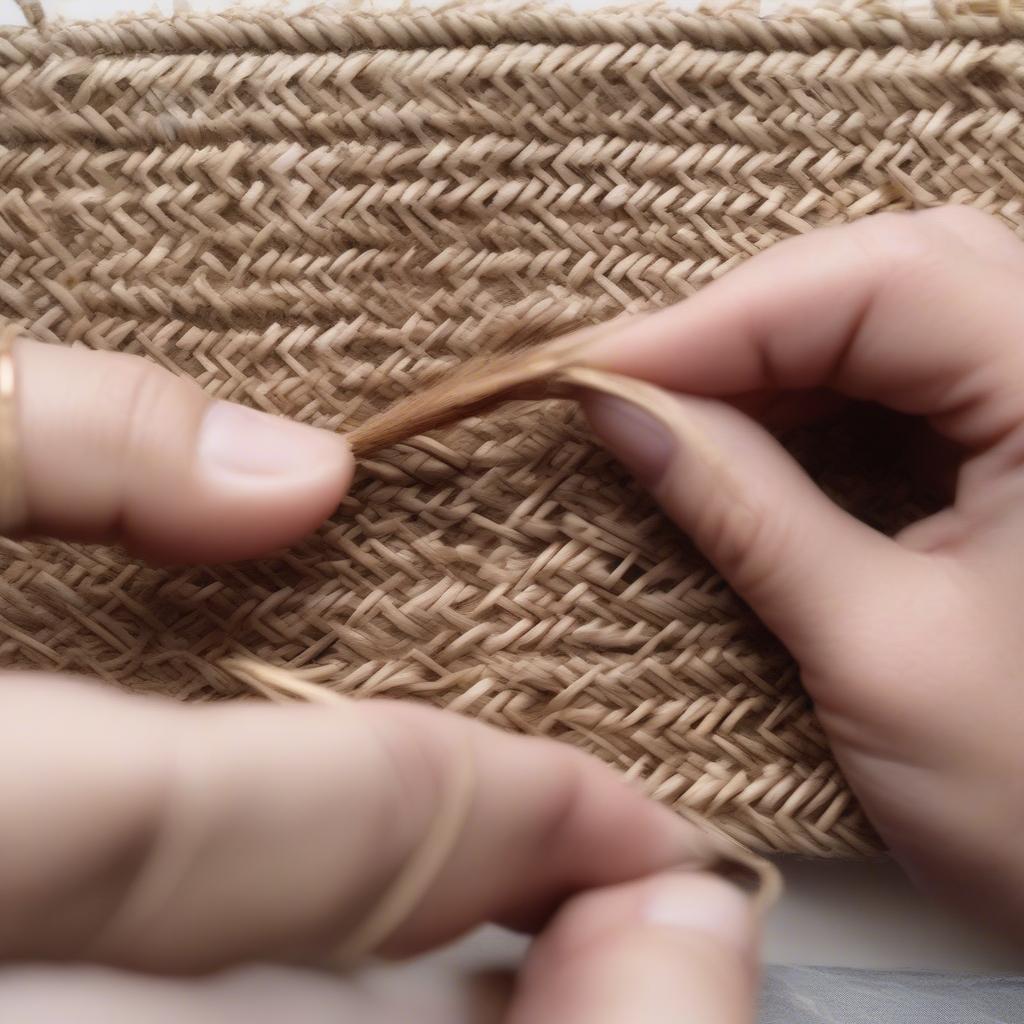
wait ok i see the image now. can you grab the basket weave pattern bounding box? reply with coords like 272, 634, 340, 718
3, 1, 1023, 854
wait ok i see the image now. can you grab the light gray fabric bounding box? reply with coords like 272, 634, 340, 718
761, 966, 1024, 1023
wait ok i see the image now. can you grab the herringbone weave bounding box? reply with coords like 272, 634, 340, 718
2, 0, 1021, 855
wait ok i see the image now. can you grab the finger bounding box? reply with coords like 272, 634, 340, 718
583, 382, 934, 656
508, 873, 758, 1024
11, 337, 353, 563
583, 207, 1024, 451
0, 673, 712, 972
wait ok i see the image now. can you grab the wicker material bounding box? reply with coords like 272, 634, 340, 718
2, 0, 1022, 855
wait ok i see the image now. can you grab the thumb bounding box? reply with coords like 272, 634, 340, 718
509, 872, 758, 1024
583, 382, 915, 655
10, 335, 353, 564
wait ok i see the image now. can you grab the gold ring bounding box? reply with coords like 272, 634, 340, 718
0, 324, 27, 534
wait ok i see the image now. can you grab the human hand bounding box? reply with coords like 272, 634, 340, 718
0, 337, 760, 1021
581, 206, 1024, 937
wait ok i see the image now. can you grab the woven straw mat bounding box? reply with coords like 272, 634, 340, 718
3, 0, 1023, 856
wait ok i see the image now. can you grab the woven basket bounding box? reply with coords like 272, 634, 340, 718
3, 0, 1021, 856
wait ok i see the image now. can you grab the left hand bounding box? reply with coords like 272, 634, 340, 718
0, 337, 759, 1022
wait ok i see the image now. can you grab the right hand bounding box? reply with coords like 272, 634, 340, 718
582, 206, 1024, 937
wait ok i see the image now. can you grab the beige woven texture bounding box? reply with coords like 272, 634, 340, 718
3, 0, 1023, 855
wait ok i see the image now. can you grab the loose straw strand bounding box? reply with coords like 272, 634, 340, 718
221, 657, 477, 964
345, 317, 636, 457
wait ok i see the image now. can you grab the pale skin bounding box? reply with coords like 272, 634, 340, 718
1, 205, 1020, 1020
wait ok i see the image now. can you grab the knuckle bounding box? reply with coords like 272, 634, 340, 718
81, 743, 184, 966
68, 351, 200, 543
531, 742, 591, 849
843, 210, 986, 308
855, 206, 1020, 271
694, 494, 787, 598
913, 203, 1002, 240
360, 703, 445, 832
113, 356, 189, 455
851, 210, 954, 270
917, 205, 1024, 267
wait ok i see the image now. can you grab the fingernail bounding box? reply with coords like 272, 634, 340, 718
198, 401, 346, 480
585, 394, 676, 488
642, 874, 754, 953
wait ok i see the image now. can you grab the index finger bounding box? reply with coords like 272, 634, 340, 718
584, 207, 1024, 451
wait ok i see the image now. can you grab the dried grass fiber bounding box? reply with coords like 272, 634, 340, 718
3, 0, 1023, 855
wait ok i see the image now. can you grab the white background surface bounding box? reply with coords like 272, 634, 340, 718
2, 0, 1019, 980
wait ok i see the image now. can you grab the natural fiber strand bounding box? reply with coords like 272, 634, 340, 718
345, 321, 597, 456
346, 317, 647, 455
346, 321, 737, 490
3, 0, 1020, 856
223, 655, 479, 962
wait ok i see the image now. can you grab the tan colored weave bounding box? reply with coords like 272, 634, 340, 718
2, 0, 1022, 856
